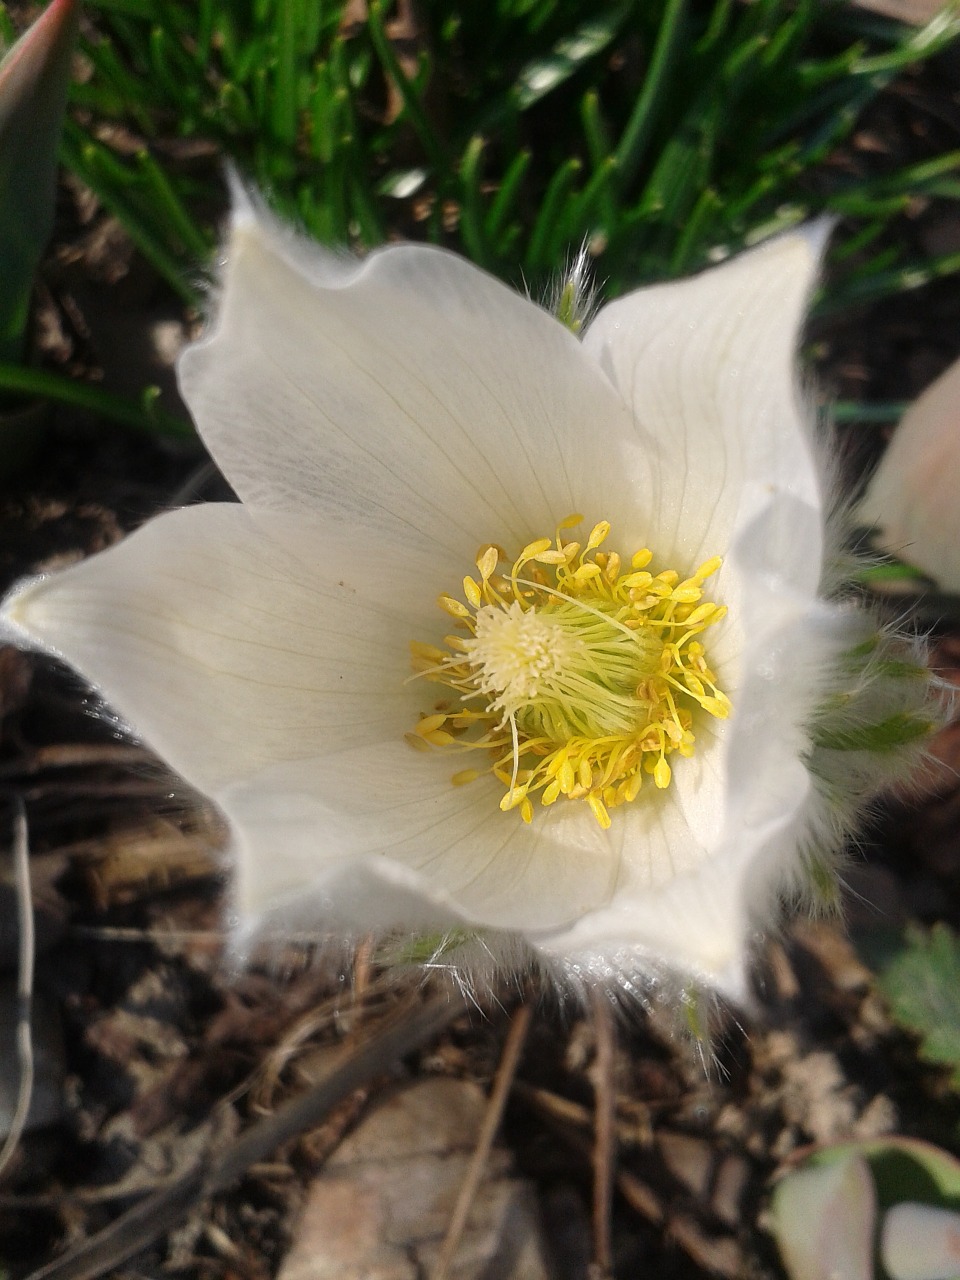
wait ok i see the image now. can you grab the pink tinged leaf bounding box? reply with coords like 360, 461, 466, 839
0, 0, 79, 361
770, 1154, 876, 1280
881, 1202, 960, 1280
858, 354, 960, 594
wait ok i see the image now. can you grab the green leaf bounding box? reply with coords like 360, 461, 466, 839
512, 7, 628, 110
874, 924, 960, 1088
388, 929, 473, 965
772, 1134, 960, 1278
854, 561, 928, 585
813, 712, 933, 753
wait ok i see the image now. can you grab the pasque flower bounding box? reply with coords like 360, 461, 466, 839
1, 199, 937, 1001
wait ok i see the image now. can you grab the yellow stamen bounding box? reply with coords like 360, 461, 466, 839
408, 518, 731, 827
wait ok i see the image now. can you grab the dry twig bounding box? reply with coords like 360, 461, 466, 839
25, 986, 470, 1280
0, 799, 35, 1182
432, 1000, 533, 1280
590, 988, 617, 1279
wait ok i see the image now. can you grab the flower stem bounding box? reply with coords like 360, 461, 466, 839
0, 364, 196, 440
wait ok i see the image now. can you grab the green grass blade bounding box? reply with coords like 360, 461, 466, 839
614, 0, 689, 191
525, 156, 581, 272
367, 0, 445, 177
0, 363, 195, 439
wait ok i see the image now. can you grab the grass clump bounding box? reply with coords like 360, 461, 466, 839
64, 0, 960, 301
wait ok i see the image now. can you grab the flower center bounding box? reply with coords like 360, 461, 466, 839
408, 516, 731, 829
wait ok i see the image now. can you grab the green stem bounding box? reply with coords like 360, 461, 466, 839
525, 157, 581, 272
485, 148, 531, 246
61, 126, 200, 306
614, 0, 688, 191
367, 0, 446, 178
459, 135, 489, 267
830, 400, 906, 425
819, 249, 960, 313
135, 149, 212, 260
273, 0, 299, 145
0, 365, 196, 440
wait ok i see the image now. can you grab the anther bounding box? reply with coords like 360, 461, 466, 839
410, 520, 730, 828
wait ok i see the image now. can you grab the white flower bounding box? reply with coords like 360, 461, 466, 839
0, 198, 936, 1002
859, 353, 960, 593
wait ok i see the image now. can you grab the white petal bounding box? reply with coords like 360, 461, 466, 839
771, 1155, 876, 1280
538, 585, 850, 992
536, 761, 812, 995
1, 504, 446, 794
220, 749, 623, 934
582, 226, 830, 582
858, 354, 960, 592
882, 1203, 960, 1280
664, 495, 825, 853
178, 206, 643, 559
